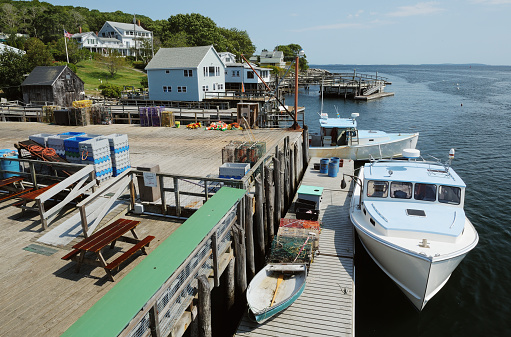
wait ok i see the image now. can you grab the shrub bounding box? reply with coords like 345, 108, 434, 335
132, 60, 146, 70
53, 61, 77, 73
99, 84, 122, 98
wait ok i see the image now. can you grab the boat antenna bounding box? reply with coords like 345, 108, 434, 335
334, 105, 339, 118
446, 148, 455, 172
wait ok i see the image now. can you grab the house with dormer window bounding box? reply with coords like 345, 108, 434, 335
145, 46, 225, 102
218, 52, 271, 92
72, 21, 152, 56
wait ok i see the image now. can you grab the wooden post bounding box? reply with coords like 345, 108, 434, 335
283, 139, 289, 208
211, 231, 220, 287
29, 162, 38, 189
159, 175, 167, 214
290, 144, 295, 195
149, 303, 161, 337
129, 174, 136, 211
174, 177, 181, 217
233, 219, 247, 293
226, 258, 235, 312
294, 143, 299, 189
264, 165, 274, 244
273, 157, 282, 233
198, 275, 212, 337
37, 199, 47, 230
254, 176, 265, 270
278, 150, 285, 217
303, 125, 309, 169
245, 194, 255, 281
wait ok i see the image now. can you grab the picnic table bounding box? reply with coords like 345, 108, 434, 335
0, 176, 28, 202
62, 218, 155, 281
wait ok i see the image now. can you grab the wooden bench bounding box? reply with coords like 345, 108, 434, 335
0, 176, 24, 189
105, 235, 155, 272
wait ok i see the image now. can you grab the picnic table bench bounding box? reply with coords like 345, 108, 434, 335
62, 218, 155, 281
15, 183, 58, 214
0, 176, 30, 202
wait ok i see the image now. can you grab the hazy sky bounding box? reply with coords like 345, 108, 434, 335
45, 0, 511, 65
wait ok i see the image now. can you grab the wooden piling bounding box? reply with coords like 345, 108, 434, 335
198, 275, 212, 337
278, 150, 285, 216
264, 165, 274, 244
303, 126, 309, 169
226, 258, 235, 311
233, 213, 247, 294
254, 176, 265, 270
244, 194, 255, 281
273, 156, 282, 232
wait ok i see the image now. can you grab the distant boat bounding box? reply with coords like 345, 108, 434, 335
246, 263, 307, 323
345, 148, 479, 310
309, 113, 419, 160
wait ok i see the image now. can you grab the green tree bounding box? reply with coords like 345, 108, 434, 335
101, 52, 127, 78
24, 37, 54, 69
275, 44, 308, 71
0, 49, 30, 100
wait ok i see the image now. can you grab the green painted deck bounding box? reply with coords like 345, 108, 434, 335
62, 187, 245, 337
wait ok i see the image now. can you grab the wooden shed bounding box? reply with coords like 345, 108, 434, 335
21, 65, 85, 106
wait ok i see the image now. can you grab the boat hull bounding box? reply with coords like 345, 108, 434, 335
354, 224, 469, 310
246, 263, 307, 323
310, 133, 418, 160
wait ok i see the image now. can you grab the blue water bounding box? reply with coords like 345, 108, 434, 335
293, 64, 511, 336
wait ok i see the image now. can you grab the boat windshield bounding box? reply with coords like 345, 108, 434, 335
414, 183, 437, 201
390, 182, 412, 199
439, 185, 461, 205
367, 181, 388, 198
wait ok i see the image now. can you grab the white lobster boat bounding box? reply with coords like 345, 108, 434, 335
309, 113, 419, 160
344, 149, 478, 310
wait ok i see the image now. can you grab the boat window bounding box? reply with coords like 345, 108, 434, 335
438, 185, 461, 205
390, 182, 412, 199
367, 181, 388, 198
414, 183, 437, 202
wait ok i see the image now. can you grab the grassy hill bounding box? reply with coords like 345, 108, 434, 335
75, 59, 147, 96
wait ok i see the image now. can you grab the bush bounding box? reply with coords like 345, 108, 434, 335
140, 77, 148, 88
99, 84, 122, 98
132, 60, 146, 70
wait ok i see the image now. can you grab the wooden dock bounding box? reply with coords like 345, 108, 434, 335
0, 122, 303, 337
236, 158, 355, 336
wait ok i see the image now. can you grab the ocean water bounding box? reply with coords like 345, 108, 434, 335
294, 64, 511, 336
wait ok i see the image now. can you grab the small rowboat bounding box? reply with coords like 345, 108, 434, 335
246, 263, 307, 323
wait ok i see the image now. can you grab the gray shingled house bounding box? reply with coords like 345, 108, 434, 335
21, 65, 85, 106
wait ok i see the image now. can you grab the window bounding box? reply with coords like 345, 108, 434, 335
232, 70, 236, 77
367, 181, 388, 198
202, 85, 209, 92
439, 185, 461, 205
209, 66, 215, 76
390, 182, 412, 199
216, 66, 220, 76
218, 83, 224, 90
203, 67, 207, 77
178, 86, 187, 93
247, 71, 255, 79
184, 69, 193, 77
213, 83, 216, 90
414, 183, 437, 202
163, 86, 171, 92
165, 70, 170, 74
236, 70, 240, 77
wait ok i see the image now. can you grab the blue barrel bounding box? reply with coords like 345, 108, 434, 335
0, 149, 20, 178
328, 161, 339, 177
320, 158, 329, 174
331, 157, 340, 166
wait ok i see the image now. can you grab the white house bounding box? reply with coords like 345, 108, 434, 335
145, 45, 226, 102
72, 21, 152, 56
257, 49, 286, 67
219, 52, 271, 92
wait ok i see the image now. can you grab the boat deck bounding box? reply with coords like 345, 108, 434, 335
236, 157, 355, 336
0, 122, 302, 337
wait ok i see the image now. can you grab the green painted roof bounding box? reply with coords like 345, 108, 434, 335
61, 187, 246, 337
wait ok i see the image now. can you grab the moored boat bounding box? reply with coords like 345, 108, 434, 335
344, 149, 478, 310
309, 113, 419, 160
246, 263, 307, 323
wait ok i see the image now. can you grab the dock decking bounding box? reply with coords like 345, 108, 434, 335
236, 157, 355, 336
0, 122, 303, 337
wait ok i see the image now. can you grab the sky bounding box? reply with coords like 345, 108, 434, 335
43, 0, 511, 65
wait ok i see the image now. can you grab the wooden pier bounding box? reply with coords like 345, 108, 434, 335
0, 122, 306, 337
235, 157, 355, 336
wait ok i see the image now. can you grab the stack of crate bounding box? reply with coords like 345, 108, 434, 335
104, 134, 131, 177
139, 106, 164, 127
79, 137, 113, 183
29, 133, 55, 147
64, 136, 93, 163
47, 132, 85, 158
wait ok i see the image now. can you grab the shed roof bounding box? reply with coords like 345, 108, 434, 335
145, 45, 215, 70
21, 66, 69, 86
